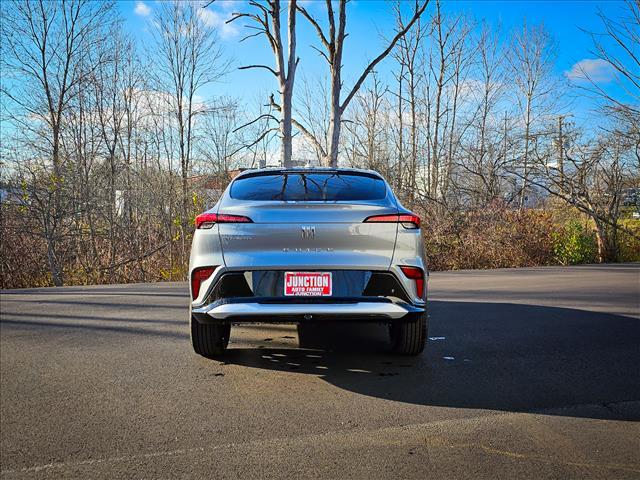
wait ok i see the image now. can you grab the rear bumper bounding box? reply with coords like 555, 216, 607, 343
191, 297, 424, 324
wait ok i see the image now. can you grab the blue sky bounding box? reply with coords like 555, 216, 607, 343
120, 0, 625, 118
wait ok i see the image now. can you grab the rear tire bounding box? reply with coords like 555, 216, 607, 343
390, 312, 427, 355
190, 313, 230, 358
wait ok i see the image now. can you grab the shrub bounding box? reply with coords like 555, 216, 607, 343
552, 219, 597, 265
618, 218, 640, 262
418, 202, 557, 271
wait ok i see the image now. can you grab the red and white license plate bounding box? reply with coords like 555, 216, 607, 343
284, 272, 332, 296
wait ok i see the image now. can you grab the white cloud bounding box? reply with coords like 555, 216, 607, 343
197, 7, 239, 39
565, 58, 615, 83
134, 1, 151, 17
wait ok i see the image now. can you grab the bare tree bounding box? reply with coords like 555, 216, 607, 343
392, 5, 426, 202
579, 0, 640, 127
523, 0, 640, 261
342, 73, 391, 173
577, 0, 640, 176
295, 75, 331, 166
456, 24, 511, 206
244, 93, 280, 168
93, 31, 134, 278
441, 12, 473, 199
507, 22, 559, 208
528, 126, 638, 261
198, 98, 244, 174
152, 1, 227, 248
118, 40, 147, 277
215, 0, 298, 167
296, 0, 430, 167
2, 0, 115, 285
391, 47, 406, 194
421, 2, 472, 200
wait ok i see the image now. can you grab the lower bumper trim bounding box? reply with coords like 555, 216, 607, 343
193, 300, 419, 323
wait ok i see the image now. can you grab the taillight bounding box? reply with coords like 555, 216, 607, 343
364, 213, 420, 229
195, 213, 253, 229
191, 266, 216, 299
400, 266, 425, 300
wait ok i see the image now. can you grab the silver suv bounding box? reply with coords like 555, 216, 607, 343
189, 168, 427, 357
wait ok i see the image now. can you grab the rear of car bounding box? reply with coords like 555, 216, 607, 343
189, 168, 428, 357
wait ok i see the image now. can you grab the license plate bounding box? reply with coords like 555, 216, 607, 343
284, 272, 332, 296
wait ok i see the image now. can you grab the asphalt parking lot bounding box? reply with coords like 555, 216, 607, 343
1, 264, 639, 479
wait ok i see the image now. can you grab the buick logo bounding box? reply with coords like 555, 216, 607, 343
301, 225, 315, 239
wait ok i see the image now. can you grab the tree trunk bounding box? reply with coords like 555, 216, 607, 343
396, 66, 404, 193
46, 235, 63, 286
323, 7, 344, 172
519, 96, 532, 209
281, 82, 294, 167
49, 126, 64, 286
594, 220, 615, 263
298, 0, 427, 169
325, 81, 341, 167
109, 150, 117, 282
409, 69, 417, 203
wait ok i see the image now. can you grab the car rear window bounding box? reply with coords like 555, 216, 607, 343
229, 172, 387, 201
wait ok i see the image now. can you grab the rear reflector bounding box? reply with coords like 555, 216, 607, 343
400, 266, 425, 300
195, 213, 253, 229
191, 266, 216, 299
364, 213, 420, 229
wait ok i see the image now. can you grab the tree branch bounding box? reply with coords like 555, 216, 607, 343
233, 113, 278, 133
340, 0, 430, 112
296, 4, 330, 49
238, 64, 279, 76
292, 118, 327, 158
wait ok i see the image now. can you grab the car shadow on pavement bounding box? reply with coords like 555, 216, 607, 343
222, 300, 640, 421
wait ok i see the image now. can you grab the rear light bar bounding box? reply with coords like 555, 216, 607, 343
191, 266, 217, 299
195, 213, 253, 229
364, 213, 420, 229
400, 266, 426, 300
